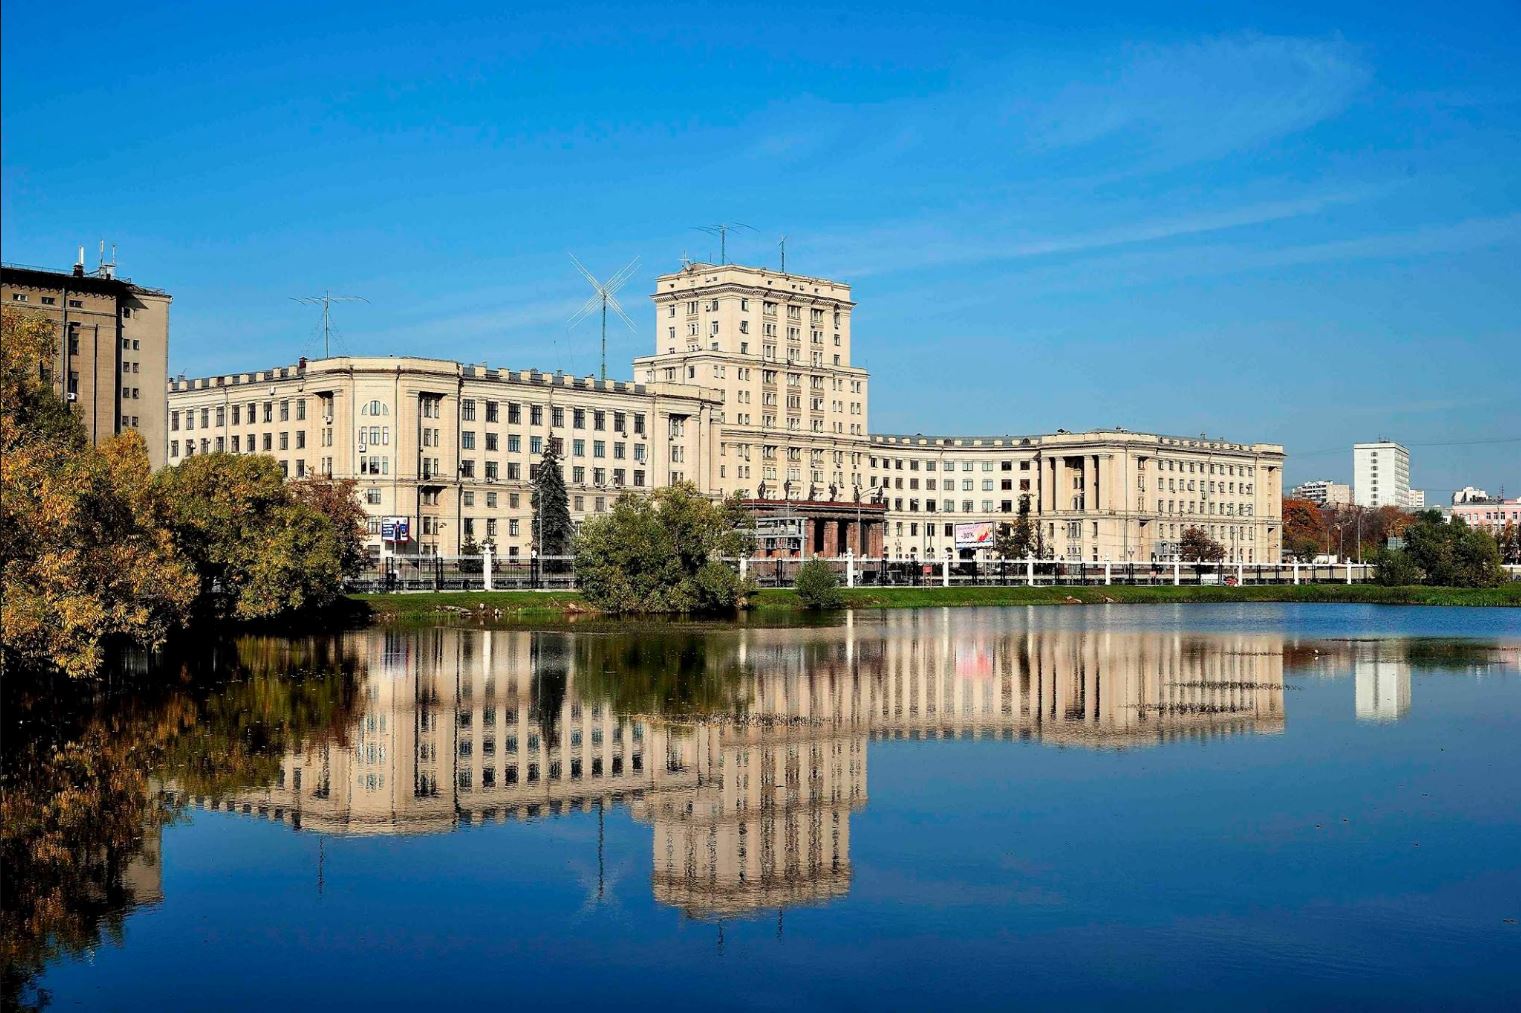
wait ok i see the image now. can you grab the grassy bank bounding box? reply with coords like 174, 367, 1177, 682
352, 582, 1521, 623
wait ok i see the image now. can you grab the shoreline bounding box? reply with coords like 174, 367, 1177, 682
351, 583, 1521, 623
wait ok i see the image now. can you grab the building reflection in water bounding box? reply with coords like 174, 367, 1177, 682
1355, 657, 1413, 722
174, 616, 1286, 920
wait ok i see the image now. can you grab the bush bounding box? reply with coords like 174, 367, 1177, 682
574, 483, 756, 614
794, 557, 844, 609
1373, 547, 1421, 586
1401, 510, 1505, 587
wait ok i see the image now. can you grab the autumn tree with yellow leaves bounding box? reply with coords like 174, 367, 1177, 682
1, 309, 196, 676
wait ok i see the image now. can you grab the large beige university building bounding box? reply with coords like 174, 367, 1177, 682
166, 261, 1284, 562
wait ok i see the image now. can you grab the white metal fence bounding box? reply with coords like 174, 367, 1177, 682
352, 551, 1416, 593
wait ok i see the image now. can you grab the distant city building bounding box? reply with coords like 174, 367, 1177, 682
1291, 480, 1351, 506
1353, 441, 1410, 509
1452, 486, 1490, 505
167, 260, 1286, 562
1404, 489, 1425, 509
2, 254, 172, 469
1451, 498, 1520, 537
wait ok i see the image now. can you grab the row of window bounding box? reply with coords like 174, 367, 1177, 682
172, 398, 309, 431
450, 398, 646, 433
880, 476, 1034, 493
9, 292, 85, 309
170, 430, 307, 457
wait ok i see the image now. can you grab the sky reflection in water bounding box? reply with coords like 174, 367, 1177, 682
11, 604, 1521, 1010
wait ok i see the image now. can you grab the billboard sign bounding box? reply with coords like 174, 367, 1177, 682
755, 517, 805, 539
954, 520, 996, 548
381, 516, 411, 543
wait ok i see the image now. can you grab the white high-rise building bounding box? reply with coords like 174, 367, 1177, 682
1353, 441, 1410, 508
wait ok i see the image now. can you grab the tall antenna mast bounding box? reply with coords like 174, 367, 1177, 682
568, 254, 640, 381
290, 291, 369, 357
692, 222, 756, 265
778, 234, 787, 273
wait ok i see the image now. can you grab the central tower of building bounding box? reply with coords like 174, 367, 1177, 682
634, 263, 872, 503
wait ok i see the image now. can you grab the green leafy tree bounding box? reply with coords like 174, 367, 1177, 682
532, 444, 573, 559
1, 309, 196, 676
795, 557, 844, 609
1372, 546, 1422, 586
574, 483, 756, 613
151, 454, 348, 619
1179, 526, 1226, 562
1394, 510, 1504, 587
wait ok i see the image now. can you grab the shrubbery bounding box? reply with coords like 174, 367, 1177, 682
574, 483, 756, 614
795, 557, 844, 609
1375, 510, 1504, 587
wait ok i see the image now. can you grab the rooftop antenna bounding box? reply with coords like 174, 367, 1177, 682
778, 234, 787, 273
568, 254, 640, 381
692, 222, 755, 265
290, 291, 369, 358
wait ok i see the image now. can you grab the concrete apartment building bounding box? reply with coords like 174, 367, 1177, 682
3, 257, 172, 468
1353, 440, 1410, 508
1291, 479, 1352, 507
167, 356, 719, 556
166, 259, 1284, 562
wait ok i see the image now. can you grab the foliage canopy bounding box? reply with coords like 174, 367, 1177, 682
573, 483, 755, 613
1, 310, 196, 676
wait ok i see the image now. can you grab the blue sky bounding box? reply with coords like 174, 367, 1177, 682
3, 1, 1518, 496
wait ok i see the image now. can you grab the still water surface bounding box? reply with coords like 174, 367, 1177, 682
6, 604, 1520, 1009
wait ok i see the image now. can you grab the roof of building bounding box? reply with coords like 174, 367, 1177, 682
1, 262, 170, 298
167, 354, 720, 402
869, 430, 1283, 455
653, 261, 853, 296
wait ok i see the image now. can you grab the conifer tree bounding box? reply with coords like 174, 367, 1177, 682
532, 443, 574, 558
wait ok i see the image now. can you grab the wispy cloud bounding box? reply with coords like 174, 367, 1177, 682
737, 34, 1368, 184
955, 213, 1521, 305
1024, 35, 1369, 166
801, 186, 1383, 279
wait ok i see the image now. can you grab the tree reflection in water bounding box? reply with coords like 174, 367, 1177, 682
0, 638, 361, 1011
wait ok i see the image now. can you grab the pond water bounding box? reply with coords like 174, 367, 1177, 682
5, 604, 1520, 1010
